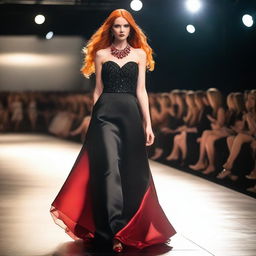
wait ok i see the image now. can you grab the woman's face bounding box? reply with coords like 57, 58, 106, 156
112, 17, 130, 41
195, 97, 202, 109
176, 96, 182, 105
162, 96, 169, 107
226, 94, 235, 110
207, 93, 214, 108
185, 95, 191, 106
246, 93, 256, 110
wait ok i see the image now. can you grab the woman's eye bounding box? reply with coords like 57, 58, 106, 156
114, 24, 129, 28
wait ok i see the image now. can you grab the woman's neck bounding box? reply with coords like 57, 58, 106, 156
112, 40, 128, 49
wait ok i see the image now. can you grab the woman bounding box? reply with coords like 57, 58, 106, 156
150, 92, 175, 160
49, 9, 176, 253
166, 90, 211, 165
0, 97, 9, 132
10, 93, 24, 131
165, 90, 200, 162
150, 90, 187, 161
194, 92, 246, 175
217, 90, 256, 179
27, 92, 38, 131
48, 95, 76, 138
189, 88, 226, 171
246, 139, 256, 192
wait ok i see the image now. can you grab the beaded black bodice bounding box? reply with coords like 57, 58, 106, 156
101, 60, 138, 96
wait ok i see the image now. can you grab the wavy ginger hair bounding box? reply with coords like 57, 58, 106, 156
80, 9, 155, 78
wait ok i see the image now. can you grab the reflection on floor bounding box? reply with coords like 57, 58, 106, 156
0, 133, 255, 256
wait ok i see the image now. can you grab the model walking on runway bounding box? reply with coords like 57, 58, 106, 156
50, 8, 176, 253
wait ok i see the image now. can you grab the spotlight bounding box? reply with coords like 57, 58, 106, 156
186, 24, 196, 33
130, 0, 143, 11
185, 0, 202, 13
242, 14, 254, 27
46, 31, 54, 40
34, 14, 45, 25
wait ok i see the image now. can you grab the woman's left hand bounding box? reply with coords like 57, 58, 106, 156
144, 126, 155, 146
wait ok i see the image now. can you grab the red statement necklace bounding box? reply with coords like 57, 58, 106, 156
111, 43, 131, 59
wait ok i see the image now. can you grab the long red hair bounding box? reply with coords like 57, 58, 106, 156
80, 8, 155, 78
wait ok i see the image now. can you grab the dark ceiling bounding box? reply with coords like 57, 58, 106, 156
0, 0, 255, 36
0, 0, 255, 91
0, 0, 135, 36
0, 0, 123, 10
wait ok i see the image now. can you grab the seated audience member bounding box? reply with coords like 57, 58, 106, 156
199, 92, 246, 175
0, 100, 9, 132
165, 90, 200, 163
9, 93, 24, 131
70, 98, 93, 143
26, 92, 38, 131
165, 90, 212, 165
189, 88, 226, 172
217, 90, 256, 180
150, 90, 186, 160
48, 95, 76, 138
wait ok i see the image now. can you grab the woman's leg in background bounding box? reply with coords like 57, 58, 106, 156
166, 133, 182, 161
189, 130, 212, 170
223, 133, 254, 170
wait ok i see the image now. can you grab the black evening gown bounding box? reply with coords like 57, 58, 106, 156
50, 60, 177, 249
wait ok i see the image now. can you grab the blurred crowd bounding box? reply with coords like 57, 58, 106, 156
148, 88, 256, 196
0, 89, 255, 196
0, 91, 93, 142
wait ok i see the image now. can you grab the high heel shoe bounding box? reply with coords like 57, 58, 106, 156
113, 245, 123, 253
202, 167, 215, 175
189, 163, 206, 171
165, 156, 179, 162
245, 172, 256, 180
216, 168, 231, 179
113, 239, 123, 253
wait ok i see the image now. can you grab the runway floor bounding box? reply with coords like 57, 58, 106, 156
0, 133, 255, 256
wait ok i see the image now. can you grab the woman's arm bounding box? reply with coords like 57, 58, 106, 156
210, 107, 225, 127
157, 97, 169, 120
217, 107, 226, 127
150, 106, 162, 125
136, 49, 154, 146
93, 50, 104, 105
183, 110, 192, 124
207, 114, 216, 123
136, 49, 152, 129
191, 109, 199, 126
245, 113, 256, 135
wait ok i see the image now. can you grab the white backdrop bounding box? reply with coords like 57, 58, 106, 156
0, 35, 92, 91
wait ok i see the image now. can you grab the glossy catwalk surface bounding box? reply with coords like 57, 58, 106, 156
0, 133, 255, 256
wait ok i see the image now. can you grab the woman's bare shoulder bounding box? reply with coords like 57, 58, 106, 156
95, 48, 109, 63
134, 48, 146, 56
133, 48, 146, 65
96, 47, 110, 56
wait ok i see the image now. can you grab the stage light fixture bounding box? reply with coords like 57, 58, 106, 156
186, 24, 196, 33
185, 0, 202, 13
130, 0, 143, 11
242, 14, 254, 27
34, 14, 45, 25
46, 31, 54, 40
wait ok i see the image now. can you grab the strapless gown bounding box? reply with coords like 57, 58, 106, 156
49, 60, 177, 249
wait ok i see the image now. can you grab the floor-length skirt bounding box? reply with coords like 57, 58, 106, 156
50, 92, 177, 249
